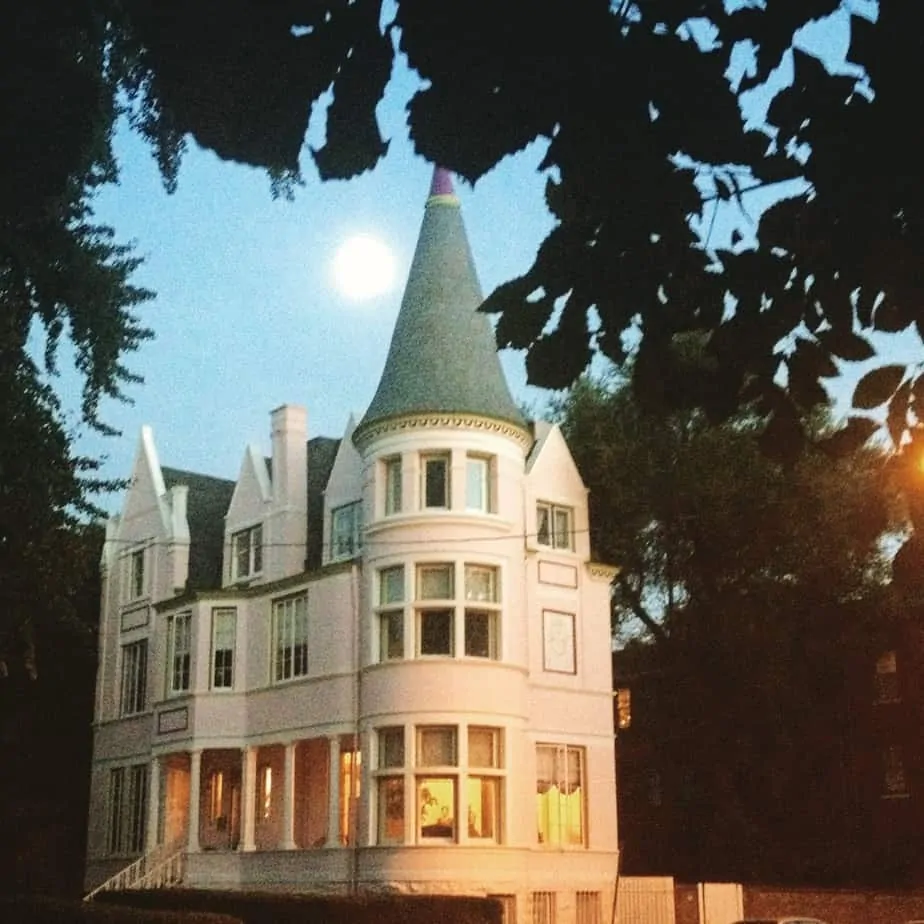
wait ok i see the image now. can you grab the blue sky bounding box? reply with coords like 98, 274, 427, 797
77, 62, 556, 502
65, 4, 920, 509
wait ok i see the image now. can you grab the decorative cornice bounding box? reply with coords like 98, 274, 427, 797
588, 562, 620, 581
353, 411, 533, 452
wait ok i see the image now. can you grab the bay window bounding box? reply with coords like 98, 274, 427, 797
384, 456, 402, 515
378, 565, 405, 660
422, 453, 450, 509
211, 607, 236, 689
373, 723, 504, 845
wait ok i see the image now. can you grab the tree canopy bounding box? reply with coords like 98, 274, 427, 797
108, 0, 924, 459
556, 370, 901, 880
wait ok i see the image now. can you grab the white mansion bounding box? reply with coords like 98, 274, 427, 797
84, 168, 620, 924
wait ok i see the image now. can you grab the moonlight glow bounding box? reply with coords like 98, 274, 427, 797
332, 234, 396, 300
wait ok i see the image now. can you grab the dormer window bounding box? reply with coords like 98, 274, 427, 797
536, 503, 573, 550
232, 524, 263, 581
331, 501, 362, 561
422, 453, 450, 509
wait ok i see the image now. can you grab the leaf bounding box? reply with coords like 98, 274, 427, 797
886, 379, 912, 449
757, 405, 806, 466
872, 299, 913, 334
815, 329, 875, 362
816, 416, 878, 458
851, 364, 906, 410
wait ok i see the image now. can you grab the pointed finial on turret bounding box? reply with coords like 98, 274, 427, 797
428, 166, 457, 204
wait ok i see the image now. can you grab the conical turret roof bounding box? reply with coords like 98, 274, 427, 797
355, 168, 526, 441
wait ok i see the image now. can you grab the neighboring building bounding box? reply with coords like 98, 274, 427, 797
611, 606, 924, 886
84, 168, 620, 923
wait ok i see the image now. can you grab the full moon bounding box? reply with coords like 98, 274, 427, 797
332, 234, 396, 300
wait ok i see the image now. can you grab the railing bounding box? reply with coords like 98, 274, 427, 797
84, 842, 185, 901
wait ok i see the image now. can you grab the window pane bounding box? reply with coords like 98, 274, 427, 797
418, 564, 453, 599
236, 533, 250, 577
466, 457, 488, 510
536, 505, 551, 545
380, 566, 405, 605
418, 777, 456, 839
385, 457, 402, 515
418, 727, 456, 766
469, 727, 500, 768
380, 610, 404, 661
465, 565, 497, 602
378, 777, 405, 843
379, 727, 405, 768
467, 776, 499, 840
553, 508, 572, 548
424, 457, 449, 508
465, 610, 496, 659
419, 609, 453, 655
252, 525, 263, 572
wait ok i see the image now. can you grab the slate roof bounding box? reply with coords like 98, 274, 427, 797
357, 168, 526, 437
305, 436, 340, 572
161, 467, 235, 591
162, 435, 341, 589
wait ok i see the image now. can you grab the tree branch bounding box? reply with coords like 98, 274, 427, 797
617, 573, 670, 648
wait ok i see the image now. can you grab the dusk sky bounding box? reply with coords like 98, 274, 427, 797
62, 5, 919, 510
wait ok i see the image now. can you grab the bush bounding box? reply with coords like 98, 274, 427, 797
95, 889, 502, 924
0, 894, 243, 924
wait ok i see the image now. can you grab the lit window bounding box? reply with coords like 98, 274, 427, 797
378, 566, 405, 661
129, 548, 146, 599
107, 764, 147, 855
417, 727, 458, 841
272, 594, 308, 682
340, 739, 361, 845
875, 650, 900, 703
384, 456, 402, 515
375, 724, 504, 846
883, 745, 910, 798
259, 765, 273, 819
536, 744, 586, 847
211, 607, 236, 690
166, 612, 191, 695
466, 455, 492, 512
467, 727, 503, 841
422, 453, 450, 509
120, 640, 148, 716
615, 688, 632, 729
376, 727, 405, 845
536, 503, 574, 550
208, 770, 224, 822
331, 501, 362, 561
232, 524, 263, 580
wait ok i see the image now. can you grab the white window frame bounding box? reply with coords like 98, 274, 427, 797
166, 612, 192, 696
536, 743, 587, 848
377, 565, 405, 661
272, 593, 309, 683
421, 452, 451, 509
232, 523, 263, 581
371, 723, 506, 846
384, 455, 403, 515
108, 763, 147, 855
536, 502, 574, 550
120, 639, 148, 716
465, 454, 493, 512
330, 501, 362, 561
211, 607, 236, 690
